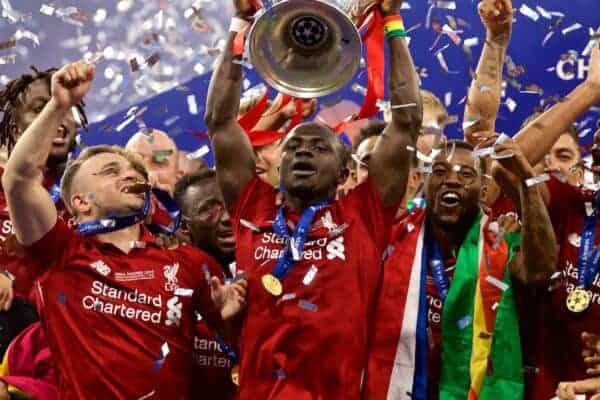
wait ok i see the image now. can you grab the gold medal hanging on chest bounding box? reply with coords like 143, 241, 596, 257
566, 288, 592, 313
231, 364, 240, 386
262, 274, 283, 297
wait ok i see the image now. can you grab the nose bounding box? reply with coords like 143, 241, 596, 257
443, 167, 462, 187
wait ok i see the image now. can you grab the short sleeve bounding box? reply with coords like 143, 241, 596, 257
228, 175, 277, 233
340, 177, 397, 252
23, 219, 79, 266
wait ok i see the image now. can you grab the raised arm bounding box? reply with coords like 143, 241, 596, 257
204, 1, 256, 209
515, 40, 600, 166
491, 138, 557, 286
369, 0, 423, 206
463, 0, 512, 144
2, 62, 93, 246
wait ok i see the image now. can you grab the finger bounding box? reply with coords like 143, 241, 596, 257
233, 285, 247, 299
587, 366, 600, 376
210, 276, 222, 293
4, 289, 11, 311
591, 394, 600, 400
572, 377, 600, 393
235, 278, 248, 289
584, 356, 600, 365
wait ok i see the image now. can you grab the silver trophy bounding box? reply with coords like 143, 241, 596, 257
248, 0, 376, 99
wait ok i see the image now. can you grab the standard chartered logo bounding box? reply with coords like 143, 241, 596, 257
82, 280, 163, 324
165, 296, 182, 327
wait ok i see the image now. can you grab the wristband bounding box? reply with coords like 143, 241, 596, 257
383, 15, 407, 39
229, 17, 250, 33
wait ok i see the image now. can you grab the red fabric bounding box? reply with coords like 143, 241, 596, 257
238, 89, 269, 132
364, 209, 456, 400
521, 176, 600, 399
190, 264, 237, 400
248, 98, 304, 148
229, 176, 395, 400
363, 210, 425, 399
25, 219, 223, 400
335, 8, 385, 134
0, 168, 69, 300
490, 194, 518, 220
0, 322, 57, 400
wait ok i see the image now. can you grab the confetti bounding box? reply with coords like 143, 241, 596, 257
298, 299, 318, 312
562, 23, 583, 35
240, 219, 260, 232
187, 95, 199, 115
485, 275, 509, 292
525, 174, 550, 187
174, 288, 194, 297
519, 4, 540, 22
302, 265, 318, 286
456, 316, 472, 330
186, 145, 210, 160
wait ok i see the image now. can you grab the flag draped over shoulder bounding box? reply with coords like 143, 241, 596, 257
381, 209, 523, 400
439, 215, 523, 400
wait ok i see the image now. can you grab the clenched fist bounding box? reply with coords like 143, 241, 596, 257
51, 61, 95, 110
478, 0, 513, 44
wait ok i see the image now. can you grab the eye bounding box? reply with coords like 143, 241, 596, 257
432, 166, 447, 177
460, 169, 476, 179
314, 145, 328, 153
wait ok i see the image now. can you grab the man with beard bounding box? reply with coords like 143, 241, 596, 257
2, 60, 247, 399
175, 170, 237, 399
0, 66, 87, 362
364, 134, 556, 399
0, 67, 85, 304
364, 3, 556, 397
205, 0, 421, 397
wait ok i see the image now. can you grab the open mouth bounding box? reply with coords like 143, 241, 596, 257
255, 167, 267, 175
122, 182, 151, 194
52, 124, 69, 145
440, 191, 462, 207
291, 160, 317, 177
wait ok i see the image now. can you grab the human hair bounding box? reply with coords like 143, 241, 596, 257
174, 169, 217, 214
421, 89, 449, 126
438, 139, 483, 174
60, 145, 148, 215
353, 120, 387, 152
0, 66, 88, 154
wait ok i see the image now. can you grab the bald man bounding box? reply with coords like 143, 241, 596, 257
126, 129, 179, 194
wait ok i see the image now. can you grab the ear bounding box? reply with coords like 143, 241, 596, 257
71, 193, 92, 217
337, 167, 350, 187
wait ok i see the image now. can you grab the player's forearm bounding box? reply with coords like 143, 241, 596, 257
464, 36, 507, 136
205, 33, 243, 132
387, 36, 422, 139
515, 81, 600, 166
518, 184, 557, 284
3, 98, 67, 186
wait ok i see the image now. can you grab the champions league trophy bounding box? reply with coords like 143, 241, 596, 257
248, 0, 376, 98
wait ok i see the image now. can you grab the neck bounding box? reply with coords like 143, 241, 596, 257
282, 188, 334, 212
96, 223, 141, 253
429, 215, 475, 260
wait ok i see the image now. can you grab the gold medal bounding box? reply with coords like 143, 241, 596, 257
231, 365, 240, 386
262, 274, 283, 297
566, 288, 592, 313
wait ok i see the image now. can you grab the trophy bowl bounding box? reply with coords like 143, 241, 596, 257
248, 0, 375, 99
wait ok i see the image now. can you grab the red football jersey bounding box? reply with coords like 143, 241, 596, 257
0, 168, 68, 299
523, 177, 600, 399
26, 219, 223, 400
230, 176, 394, 400
191, 265, 237, 400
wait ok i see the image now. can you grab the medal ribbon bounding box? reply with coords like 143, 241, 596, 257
214, 333, 239, 364
576, 191, 600, 288
270, 201, 331, 281
77, 188, 181, 236
149, 188, 182, 234
426, 224, 451, 302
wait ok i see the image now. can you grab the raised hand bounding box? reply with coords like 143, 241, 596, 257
234, 0, 257, 19
378, 0, 404, 17
478, 0, 513, 43
210, 276, 247, 320
556, 378, 600, 400
51, 61, 94, 110
586, 33, 600, 92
